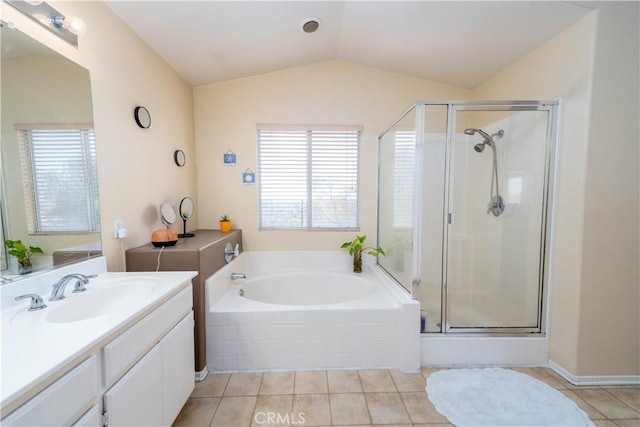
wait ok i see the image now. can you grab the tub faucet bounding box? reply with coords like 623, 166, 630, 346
230, 272, 246, 280
49, 273, 96, 301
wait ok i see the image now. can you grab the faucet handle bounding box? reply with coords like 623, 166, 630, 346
72, 274, 95, 293
15, 294, 47, 311
234, 244, 240, 256
72, 281, 88, 293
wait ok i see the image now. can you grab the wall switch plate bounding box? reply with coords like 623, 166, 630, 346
113, 219, 124, 238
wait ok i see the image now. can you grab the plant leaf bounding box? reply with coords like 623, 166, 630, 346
13, 241, 27, 252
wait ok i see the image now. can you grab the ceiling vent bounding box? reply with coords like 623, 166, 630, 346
301, 17, 321, 34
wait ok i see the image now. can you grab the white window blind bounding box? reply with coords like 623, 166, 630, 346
17, 124, 100, 234
257, 125, 360, 230
394, 131, 415, 228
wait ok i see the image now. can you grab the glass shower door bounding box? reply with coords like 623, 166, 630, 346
444, 107, 554, 332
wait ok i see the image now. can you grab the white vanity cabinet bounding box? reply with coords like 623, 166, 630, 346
102, 286, 194, 427
1, 279, 195, 427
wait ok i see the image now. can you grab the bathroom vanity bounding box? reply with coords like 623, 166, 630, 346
126, 229, 242, 378
0, 258, 197, 426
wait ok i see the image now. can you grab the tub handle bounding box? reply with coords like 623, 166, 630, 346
238, 289, 244, 297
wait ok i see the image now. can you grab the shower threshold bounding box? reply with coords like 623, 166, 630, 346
421, 334, 548, 367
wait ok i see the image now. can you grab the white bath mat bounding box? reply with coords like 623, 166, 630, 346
426, 368, 594, 427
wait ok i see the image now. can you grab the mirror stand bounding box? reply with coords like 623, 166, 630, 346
178, 217, 194, 238
178, 197, 195, 238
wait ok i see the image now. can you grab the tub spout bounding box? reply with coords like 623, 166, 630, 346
230, 272, 246, 280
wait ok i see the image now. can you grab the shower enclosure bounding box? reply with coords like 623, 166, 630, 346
378, 100, 558, 334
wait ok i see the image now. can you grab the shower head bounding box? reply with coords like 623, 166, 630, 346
473, 143, 486, 153
464, 128, 492, 140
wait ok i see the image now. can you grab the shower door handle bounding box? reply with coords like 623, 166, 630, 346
447, 213, 454, 224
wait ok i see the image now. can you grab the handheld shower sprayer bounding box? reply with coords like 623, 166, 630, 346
464, 128, 506, 217
464, 128, 492, 140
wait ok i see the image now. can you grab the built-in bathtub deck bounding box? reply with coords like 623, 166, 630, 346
205, 251, 420, 373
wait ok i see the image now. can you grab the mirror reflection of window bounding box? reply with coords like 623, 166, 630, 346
17, 124, 100, 233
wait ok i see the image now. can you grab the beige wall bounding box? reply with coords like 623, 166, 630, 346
1, 1, 198, 272
194, 60, 469, 251
577, 2, 639, 376
474, 3, 640, 377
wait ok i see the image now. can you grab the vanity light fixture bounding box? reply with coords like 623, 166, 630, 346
5, 0, 87, 47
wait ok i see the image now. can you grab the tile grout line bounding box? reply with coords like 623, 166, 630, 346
560, 381, 640, 422
599, 388, 640, 418
248, 373, 266, 427
325, 370, 335, 426
208, 374, 232, 427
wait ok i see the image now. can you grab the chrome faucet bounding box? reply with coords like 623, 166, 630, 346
49, 274, 96, 301
230, 272, 246, 280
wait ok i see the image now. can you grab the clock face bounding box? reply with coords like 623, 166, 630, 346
134, 106, 151, 128
174, 150, 186, 167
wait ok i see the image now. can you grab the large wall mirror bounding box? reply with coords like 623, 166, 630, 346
1, 22, 101, 282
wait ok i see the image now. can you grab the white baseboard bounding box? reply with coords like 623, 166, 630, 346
195, 365, 209, 382
548, 360, 640, 386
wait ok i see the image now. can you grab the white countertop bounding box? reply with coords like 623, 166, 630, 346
1, 263, 196, 416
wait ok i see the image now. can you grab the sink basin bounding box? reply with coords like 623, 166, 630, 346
45, 280, 158, 323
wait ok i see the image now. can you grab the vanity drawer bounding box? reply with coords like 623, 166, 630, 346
102, 285, 192, 387
2, 356, 98, 426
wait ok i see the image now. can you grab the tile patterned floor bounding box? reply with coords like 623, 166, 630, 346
173, 367, 640, 427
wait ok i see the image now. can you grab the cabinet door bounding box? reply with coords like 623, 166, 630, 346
162, 312, 195, 425
104, 344, 162, 427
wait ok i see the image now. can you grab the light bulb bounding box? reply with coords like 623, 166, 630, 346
63, 15, 87, 36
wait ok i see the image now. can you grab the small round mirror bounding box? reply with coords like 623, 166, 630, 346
160, 203, 176, 227
179, 197, 194, 220
134, 106, 151, 129
174, 150, 186, 167
178, 197, 195, 238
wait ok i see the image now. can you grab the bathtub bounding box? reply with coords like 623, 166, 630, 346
206, 251, 420, 372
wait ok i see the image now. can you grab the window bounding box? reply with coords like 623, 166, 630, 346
17, 124, 100, 234
257, 125, 361, 230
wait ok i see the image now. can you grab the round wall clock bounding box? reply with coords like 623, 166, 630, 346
174, 150, 186, 167
134, 106, 151, 128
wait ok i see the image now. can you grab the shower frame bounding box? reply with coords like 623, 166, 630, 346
377, 99, 560, 335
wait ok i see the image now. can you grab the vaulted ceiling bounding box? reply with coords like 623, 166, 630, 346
106, 1, 592, 89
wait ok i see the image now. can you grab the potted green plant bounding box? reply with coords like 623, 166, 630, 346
5, 239, 44, 274
219, 215, 232, 233
340, 235, 385, 273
